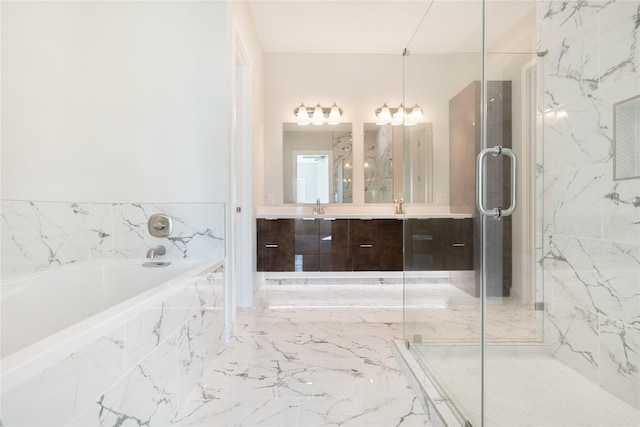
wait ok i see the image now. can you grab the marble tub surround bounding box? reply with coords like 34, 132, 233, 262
0, 262, 225, 426
175, 283, 431, 426
0, 200, 91, 279
539, 0, 640, 410
0, 200, 225, 278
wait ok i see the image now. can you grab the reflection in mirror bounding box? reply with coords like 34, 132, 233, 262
403, 123, 433, 204
363, 122, 433, 204
364, 123, 395, 203
283, 123, 353, 204
294, 152, 331, 203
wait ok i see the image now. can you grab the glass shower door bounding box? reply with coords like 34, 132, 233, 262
403, 1, 640, 426
401, 1, 484, 425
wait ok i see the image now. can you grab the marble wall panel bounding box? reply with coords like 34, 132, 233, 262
598, 316, 640, 409
598, 1, 640, 87
543, 96, 612, 174
71, 336, 180, 426
545, 235, 640, 324
112, 203, 225, 260
541, 0, 640, 408
0, 201, 225, 279
0, 327, 125, 426
543, 165, 604, 238
0, 201, 90, 278
548, 301, 599, 383
88, 203, 114, 259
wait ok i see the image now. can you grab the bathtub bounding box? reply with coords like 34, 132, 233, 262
0, 259, 225, 426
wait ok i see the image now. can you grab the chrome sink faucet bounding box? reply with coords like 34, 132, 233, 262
312, 197, 324, 215
394, 197, 404, 214
146, 245, 166, 259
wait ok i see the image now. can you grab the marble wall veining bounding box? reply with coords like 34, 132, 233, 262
0, 263, 225, 426
0, 200, 225, 279
539, 0, 640, 409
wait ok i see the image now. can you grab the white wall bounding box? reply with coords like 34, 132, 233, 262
227, 0, 264, 214
403, 54, 482, 206
1, 1, 228, 203
262, 54, 403, 205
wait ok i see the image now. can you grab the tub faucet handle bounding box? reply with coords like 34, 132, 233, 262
152, 221, 166, 230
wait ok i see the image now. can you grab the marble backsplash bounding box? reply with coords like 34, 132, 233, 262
0, 200, 225, 279
539, 0, 640, 409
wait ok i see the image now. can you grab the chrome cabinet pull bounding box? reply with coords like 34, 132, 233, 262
265, 244, 279, 248
359, 244, 373, 248
476, 146, 517, 218
452, 243, 466, 247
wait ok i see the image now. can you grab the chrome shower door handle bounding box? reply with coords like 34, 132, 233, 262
476, 146, 517, 219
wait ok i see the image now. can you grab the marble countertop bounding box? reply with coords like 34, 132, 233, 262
256, 205, 473, 220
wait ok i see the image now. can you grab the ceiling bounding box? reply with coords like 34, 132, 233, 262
247, 0, 537, 55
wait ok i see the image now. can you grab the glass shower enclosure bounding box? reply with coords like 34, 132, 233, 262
402, 1, 640, 426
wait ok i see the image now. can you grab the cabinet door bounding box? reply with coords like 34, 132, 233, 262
351, 220, 380, 271
318, 219, 351, 271
256, 219, 295, 272
295, 219, 319, 271
379, 219, 403, 271
445, 218, 473, 270
270, 219, 295, 271
257, 219, 271, 272
405, 219, 446, 270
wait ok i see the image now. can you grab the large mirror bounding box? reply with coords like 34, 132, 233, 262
363, 122, 433, 204
283, 123, 353, 204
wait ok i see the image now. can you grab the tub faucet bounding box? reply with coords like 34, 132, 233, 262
312, 197, 324, 215
146, 245, 166, 259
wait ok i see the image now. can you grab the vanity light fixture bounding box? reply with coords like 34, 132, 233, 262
294, 102, 343, 126
296, 103, 310, 126
375, 103, 423, 126
328, 103, 341, 125
311, 104, 324, 125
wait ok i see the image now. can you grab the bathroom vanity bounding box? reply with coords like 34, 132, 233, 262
256, 214, 472, 272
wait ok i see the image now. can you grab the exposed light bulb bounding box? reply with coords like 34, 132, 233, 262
409, 105, 424, 122
311, 104, 324, 125
377, 103, 392, 125
328, 103, 341, 125
296, 103, 309, 126
392, 105, 405, 126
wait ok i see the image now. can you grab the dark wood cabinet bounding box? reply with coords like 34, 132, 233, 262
350, 219, 403, 271
378, 219, 403, 271
257, 219, 295, 272
319, 219, 351, 271
257, 217, 471, 272
294, 219, 319, 271
405, 218, 473, 271
405, 218, 445, 271
444, 218, 473, 270
351, 220, 380, 271
294, 218, 351, 272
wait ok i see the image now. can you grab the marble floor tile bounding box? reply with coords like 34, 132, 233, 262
177, 283, 433, 426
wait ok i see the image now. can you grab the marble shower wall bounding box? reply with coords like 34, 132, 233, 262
0, 201, 225, 279
539, 0, 640, 409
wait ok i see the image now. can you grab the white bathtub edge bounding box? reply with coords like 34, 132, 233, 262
1, 258, 223, 394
